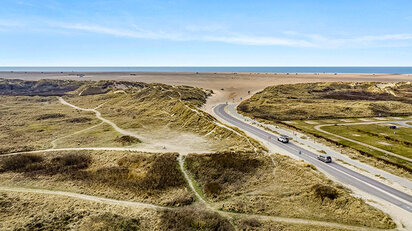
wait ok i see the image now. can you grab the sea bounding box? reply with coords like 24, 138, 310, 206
0, 67, 412, 74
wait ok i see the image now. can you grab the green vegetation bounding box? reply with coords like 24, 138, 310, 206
186, 152, 396, 229
239, 82, 412, 120
323, 124, 412, 159
282, 119, 412, 173
238, 81, 412, 175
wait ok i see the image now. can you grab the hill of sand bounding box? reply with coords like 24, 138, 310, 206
1, 71, 411, 113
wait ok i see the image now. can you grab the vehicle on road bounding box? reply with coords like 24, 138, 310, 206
318, 155, 332, 163
277, 135, 289, 143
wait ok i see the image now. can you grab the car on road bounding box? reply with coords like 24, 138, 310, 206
318, 155, 332, 163
277, 136, 289, 143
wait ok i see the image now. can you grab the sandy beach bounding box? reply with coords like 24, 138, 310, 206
1, 71, 411, 112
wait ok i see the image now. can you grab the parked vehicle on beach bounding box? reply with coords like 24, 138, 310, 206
318, 155, 332, 163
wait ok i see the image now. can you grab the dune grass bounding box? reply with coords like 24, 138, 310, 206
239, 82, 412, 121
0, 96, 99, 154
0, 150, 194, 206
185, 152, 396, 229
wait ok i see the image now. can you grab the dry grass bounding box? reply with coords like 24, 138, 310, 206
239, 82, 412, 120
63, 83, 261, 152
0, 79, 400, 230
0, 96, 99, 154
1, 79, 261, 154
186, 152, 396, 229
0, 191, 161, 230
0, 151, 194, 206
159, 207, 234, 231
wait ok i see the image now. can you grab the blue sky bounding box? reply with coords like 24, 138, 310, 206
0, 0, 412, 66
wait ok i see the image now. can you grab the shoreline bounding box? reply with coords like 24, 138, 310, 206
1, 71, 411, 75
2, 71, 411, 111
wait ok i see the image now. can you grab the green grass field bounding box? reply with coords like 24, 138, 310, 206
323, 124, 412, 159
281, 119, 412, 174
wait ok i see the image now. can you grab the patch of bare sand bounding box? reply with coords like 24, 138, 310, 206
136, 128, 216, 155
374, 117, 388, 120
304, 121, 318, 124
359, 118, 373, 122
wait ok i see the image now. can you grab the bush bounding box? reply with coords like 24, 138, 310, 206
94, 153, 185, 191
85, 213, 140, 231
160, 208, 234, 231
186, 152, 263, 186
204, 182, 222, 196
51, 153, 91, 170
67, 117, 92, 123
114, 135, 142, 145
140, 153, 185, 189
1, 154, 44, 172
312, 184, 339, 201
36, 113, 66, 120
240, 218, 261, 228
19, 211, 85, 231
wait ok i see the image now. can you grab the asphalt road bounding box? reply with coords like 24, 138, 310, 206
214, 103, 412, 213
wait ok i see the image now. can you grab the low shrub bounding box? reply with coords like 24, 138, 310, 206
139, 153, 185, 190
0, 153, 91, 176
85, 213, 140, 231
66, 117, 92, 123
204, 182, 222, 196
1, 154, 44, 172
239, 218, 261, 229
36, 113, 66, 120
311, 184, 339, 201
51, 153, 91, 169
160, 207, 234, 231
114, 135, 142, 145
19, 211, 86, 231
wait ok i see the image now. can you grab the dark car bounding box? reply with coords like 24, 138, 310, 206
277, 136, 289, 143
317, 155, 332, 163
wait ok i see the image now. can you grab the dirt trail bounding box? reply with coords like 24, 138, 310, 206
0, 147, 179, 157
50, 122, 104, 149
178, 154, 208, 206
58, 97, 141, 140
0, 186, 166, 210
0, 186, 383, 231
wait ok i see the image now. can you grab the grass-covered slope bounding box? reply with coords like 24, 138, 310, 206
239, 82, 412, 121
0, 151, 193, 206
185, 152, 396, 229
0, 79, 262, 154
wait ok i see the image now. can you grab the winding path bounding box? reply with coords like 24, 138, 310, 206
0, 186, 385, 231
58, 97, 141, 140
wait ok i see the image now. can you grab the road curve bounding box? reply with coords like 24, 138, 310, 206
214, 104, 412, 214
